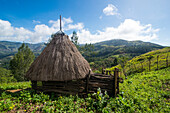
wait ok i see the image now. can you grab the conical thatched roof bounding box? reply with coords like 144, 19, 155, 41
25, 34, 91, 81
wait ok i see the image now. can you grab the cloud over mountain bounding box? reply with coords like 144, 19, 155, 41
77, 19, 159, 44
0, 18, 159, 44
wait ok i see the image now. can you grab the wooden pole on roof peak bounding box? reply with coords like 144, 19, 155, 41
60, 15, 62, 31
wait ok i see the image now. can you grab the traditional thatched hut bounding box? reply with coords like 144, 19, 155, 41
25, 16, 121, 97
25, 16, 91, 86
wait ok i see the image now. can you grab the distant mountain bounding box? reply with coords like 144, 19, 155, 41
0, 41, 45, 68
82, 39, 164, 69
0, 41, 45, 52
95, 39, 158, 46
92, 39, 163, 57
0, 39, 164, 69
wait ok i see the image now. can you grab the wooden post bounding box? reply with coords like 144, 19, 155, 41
31, 81, 37, 90
60, 15, 62, 31
109, 71, 111, 75
85, 70, 91, 94
106, 70, 109, 75
117, 69, 119, 95
113, 68, 118, 97
149, 59, 151, 71
140, 62, 143, 71
166, 54, 169, 67
157, 55, 159, 70
102, 68, 104, 74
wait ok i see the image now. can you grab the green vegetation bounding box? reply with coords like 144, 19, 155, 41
0, 67, 16, 83
0, 81, 31, 90
10, 43, 35, 81
117, 67, 170, 112
109, 47, 170, 76
0, 67, 169, 112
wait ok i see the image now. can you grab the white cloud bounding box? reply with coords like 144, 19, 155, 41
99, 15, 102, 19
63, 17, 73, 24
65, 23, 84, 30
0, 18, 159, 44
0, 20, 14, 36
48, 17, 83, 31
0, 20, 32, 42
77, 19, 159, 44
103, 4, 120, 16
33, 20, 41, 24
0, 17, 84, 43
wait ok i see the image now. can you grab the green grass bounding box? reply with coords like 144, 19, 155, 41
117, 67, 170, 112
0, 81, 31, 90
0, 67, 169, 112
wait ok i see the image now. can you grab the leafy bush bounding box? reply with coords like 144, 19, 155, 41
0, 67, 16, 83
0, 81, 31, 90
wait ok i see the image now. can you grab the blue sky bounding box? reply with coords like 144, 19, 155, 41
0, 0, 169, 46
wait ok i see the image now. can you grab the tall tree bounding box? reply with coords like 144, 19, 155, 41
71, 31, 94, 54
71, 31, 79, 47
10, 43, 35, 81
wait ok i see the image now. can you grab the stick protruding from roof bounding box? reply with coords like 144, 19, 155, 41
60, 15, 62, 31
55, 15, 65, 35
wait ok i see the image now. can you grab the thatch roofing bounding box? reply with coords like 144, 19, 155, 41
25, 34, 91, 81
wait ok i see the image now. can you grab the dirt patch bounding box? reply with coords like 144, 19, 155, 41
6, 89, 23, 93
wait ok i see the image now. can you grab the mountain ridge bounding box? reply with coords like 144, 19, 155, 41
0, 39, 164, 69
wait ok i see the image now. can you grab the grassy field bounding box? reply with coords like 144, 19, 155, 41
0, 67, 169, 112
108, 47, 170, 76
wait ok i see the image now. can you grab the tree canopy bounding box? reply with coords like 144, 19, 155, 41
10, 43, 35, 81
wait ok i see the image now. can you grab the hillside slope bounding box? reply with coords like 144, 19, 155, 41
117, 67, 170, 112
109, 47, 170, 75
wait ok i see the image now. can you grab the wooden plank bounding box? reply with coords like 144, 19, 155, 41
43, 89, 77, 95
89, 80, 112, 84
91, 74, 112, 77
90, 76, 113, 80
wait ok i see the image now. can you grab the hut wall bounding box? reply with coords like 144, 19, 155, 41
33, 74, 118, 97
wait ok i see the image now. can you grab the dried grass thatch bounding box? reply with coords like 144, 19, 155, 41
25, 34, 91, 81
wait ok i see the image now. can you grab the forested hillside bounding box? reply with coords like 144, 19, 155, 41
82, 39, 164, 70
